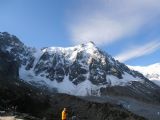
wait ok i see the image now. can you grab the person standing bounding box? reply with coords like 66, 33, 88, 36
62, 108, 67, 120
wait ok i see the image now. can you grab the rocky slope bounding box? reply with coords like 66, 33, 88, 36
0, 32, 160, 104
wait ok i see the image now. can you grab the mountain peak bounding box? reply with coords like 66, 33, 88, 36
79, 41, 96, 48
77, 41, 97, 53
42, 41, 98, 55
84, 41, 96, 47
86, 41, 95, 45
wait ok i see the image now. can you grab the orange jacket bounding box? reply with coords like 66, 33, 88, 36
62, 110, 67, 120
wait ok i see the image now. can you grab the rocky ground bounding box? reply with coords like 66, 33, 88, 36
0, 76, 147, 120
81, 95, 160, 120
0, 78, 147, 120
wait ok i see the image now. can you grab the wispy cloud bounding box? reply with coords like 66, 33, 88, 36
114, 40, 160, 62
69, 0, 160, 46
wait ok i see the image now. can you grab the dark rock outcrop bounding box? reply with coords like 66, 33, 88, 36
0, 49, 19, 79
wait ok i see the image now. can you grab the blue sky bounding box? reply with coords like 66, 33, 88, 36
0, 0, 160, 66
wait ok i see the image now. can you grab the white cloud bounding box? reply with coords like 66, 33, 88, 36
114, 40, 160, 62
69, 0, 160, 46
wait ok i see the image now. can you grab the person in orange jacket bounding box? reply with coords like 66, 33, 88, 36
62, 108, 67, 120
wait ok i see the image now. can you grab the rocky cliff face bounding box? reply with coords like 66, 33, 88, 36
0, 32, 35, 66
32, 42, 147, 86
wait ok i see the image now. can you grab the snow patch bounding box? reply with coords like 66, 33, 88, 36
19, 66, 103, 96
107, 72, 143, 86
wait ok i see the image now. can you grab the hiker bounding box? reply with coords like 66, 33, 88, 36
62, 108, 67, 120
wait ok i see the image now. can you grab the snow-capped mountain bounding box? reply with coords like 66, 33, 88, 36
128, 63, 160, 86
19, 41, 147, 96
1, 32, 160, 101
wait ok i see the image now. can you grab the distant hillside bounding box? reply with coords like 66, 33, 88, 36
128, 63, 160, 86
